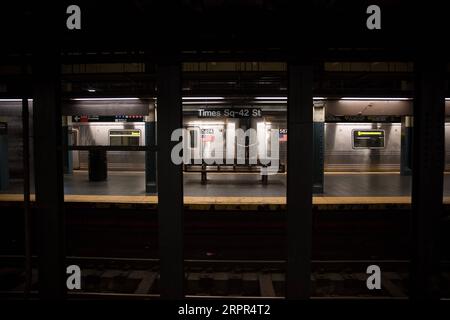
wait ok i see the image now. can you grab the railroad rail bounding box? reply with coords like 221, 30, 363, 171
3, 256, 449, 299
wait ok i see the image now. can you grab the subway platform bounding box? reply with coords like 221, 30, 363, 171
2, 171, 450, 207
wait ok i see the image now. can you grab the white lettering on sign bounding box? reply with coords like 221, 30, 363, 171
198, 108, 261, 118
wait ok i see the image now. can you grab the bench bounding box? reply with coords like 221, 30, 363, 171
183, 162, 286, 185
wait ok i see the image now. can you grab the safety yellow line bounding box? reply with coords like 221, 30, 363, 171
0, 194, 415, 205
3, 193, 450, 206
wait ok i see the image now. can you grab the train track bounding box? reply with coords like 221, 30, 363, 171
2, 256, 449, 299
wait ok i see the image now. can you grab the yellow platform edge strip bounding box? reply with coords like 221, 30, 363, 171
0, 194, 439, 206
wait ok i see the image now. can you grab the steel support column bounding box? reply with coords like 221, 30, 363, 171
22, 98, 32, 297
313, 105, 325, 194
400, 116, 413, 176
0, 122, 8, 190
33, 53, 66, 299
286, 64, 313, 299
157, 63, 184, 299
145, 104, 157, 193
62, 119, 72, 175
410, 60, 445, 299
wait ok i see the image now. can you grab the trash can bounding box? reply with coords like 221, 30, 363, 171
88, 149, 107, 181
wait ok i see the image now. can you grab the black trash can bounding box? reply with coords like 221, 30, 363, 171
88, 149, 107, 181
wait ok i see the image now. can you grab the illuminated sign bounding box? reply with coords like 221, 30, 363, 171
352, 129, 385, 149
72, 115, 145, 122
198, 108, 262, 118
109, 130, 141, 137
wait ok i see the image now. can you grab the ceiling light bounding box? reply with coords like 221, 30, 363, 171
182, 97, 225, 100
341, 97, 411, 101
71, 98, 140, 101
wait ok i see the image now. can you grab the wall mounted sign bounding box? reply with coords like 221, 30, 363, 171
352, 129, 385, 149
198, 108, 262, 118
72, 115, 145, 122
326, 115, 402, 123
279, 129, 288, 142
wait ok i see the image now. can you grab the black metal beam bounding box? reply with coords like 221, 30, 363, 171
145, 119, 157, 194
410, 59, 445, 299
32, 53, 66, 299
0, 47, 427, 66
21, 97, 32, 297
286, 64, 313, 299
156, 62, 184, 299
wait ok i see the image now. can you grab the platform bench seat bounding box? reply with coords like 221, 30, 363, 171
183, 163, 286, 185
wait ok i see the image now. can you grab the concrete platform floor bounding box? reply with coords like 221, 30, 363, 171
3, 170, 450, 197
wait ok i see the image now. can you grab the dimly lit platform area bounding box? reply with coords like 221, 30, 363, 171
3, 171, 450, 198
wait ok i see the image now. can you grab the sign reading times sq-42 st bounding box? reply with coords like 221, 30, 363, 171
198, 108, 262, 118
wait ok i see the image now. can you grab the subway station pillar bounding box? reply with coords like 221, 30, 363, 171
0, 122, 8, 190
145, 104, 157, 194
62, 116, 72, 175
410, 59, 445, 299
400, 116, 413, 176
313, 104, 325, 194
33, 53, 66, 299
157, 62, 184, 299
286, 63, 313, 299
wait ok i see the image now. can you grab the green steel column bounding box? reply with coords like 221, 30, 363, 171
400, 116, 413, 176
313, 104, 325, 194
61, 116, 72, 175
145, 103, 157, 193
0, 122, 8, 190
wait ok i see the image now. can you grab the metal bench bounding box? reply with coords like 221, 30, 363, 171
183, 162, 286, 185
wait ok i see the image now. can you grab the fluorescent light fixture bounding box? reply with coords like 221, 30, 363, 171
182, 97, 225, 100
446, 98, 450, 101
255, 97, 325, 100
182, 101, 225, 105
254, 97, 287, 100
71, 98, 140, 101
253, 101, 287, 104
187, 121, 225, 126
0, 99, 33, 102
341, 97, 411, 101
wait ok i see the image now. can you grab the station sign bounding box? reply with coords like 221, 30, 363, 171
352, 129, 385, 149
109, 130, 141, 137
201, 128, 215, 142
279, 129, 288, 142
326, 115, 401, 123
198, 108, 262, 118
72, 115, 145, 122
